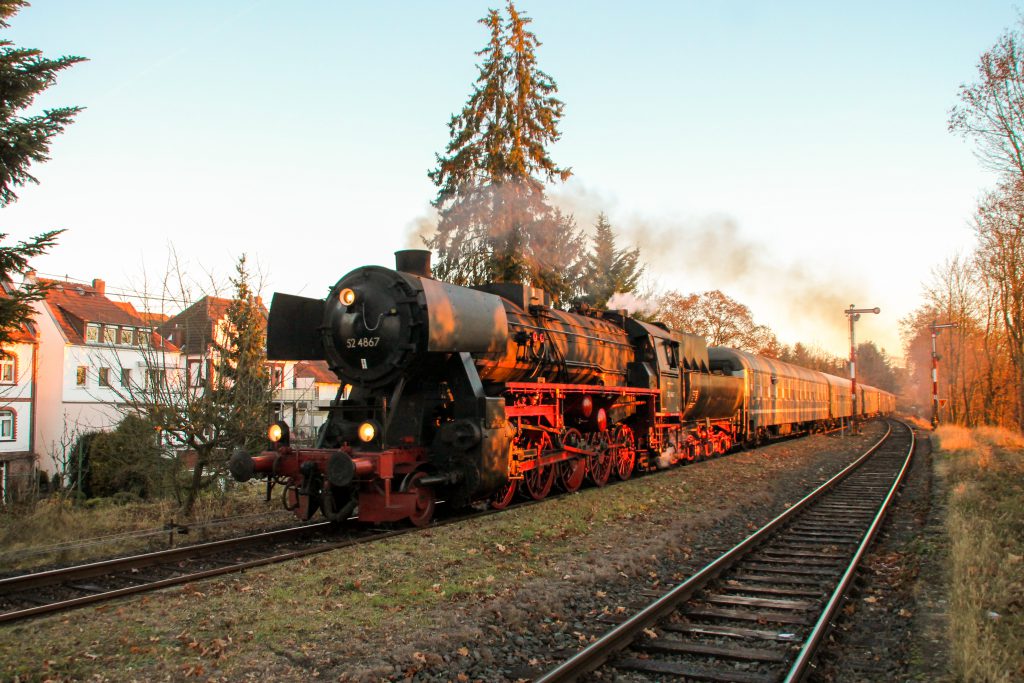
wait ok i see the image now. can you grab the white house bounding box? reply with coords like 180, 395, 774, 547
0, 280, 39, 501
273, 360, 343, 444
31, 276, 181, 480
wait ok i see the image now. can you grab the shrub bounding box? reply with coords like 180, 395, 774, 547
87, 415, 173, 499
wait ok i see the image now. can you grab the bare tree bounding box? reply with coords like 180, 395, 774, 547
656, 289, 779, 355
96, 254, 271, 515
950, 22, 1024, 179
973, 181, 1024, 430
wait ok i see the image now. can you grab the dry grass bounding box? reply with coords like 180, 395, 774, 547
935, 427, 1024, 681
0, 484, 290, 570
932, 424, 978, 453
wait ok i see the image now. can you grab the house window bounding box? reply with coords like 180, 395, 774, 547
85, 323, 100, 343
0, 411, 12, 440
147, 369, 164, 390
119, 327, 134, 345
76, 366, 87, 386
187, 360, 206, 387
121, 368, 132, 388
98, 367, 110, 387
270, 364, 285, 389
103, 326, 117, 344
0, 357, 14, 384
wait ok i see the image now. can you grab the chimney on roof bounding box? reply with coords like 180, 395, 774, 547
92, 278, 105, 296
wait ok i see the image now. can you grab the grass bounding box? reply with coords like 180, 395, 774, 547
933, 424, 1024, 682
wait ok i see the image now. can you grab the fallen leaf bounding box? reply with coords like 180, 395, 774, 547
643, 628, 658, 639
457, 647, 469, 657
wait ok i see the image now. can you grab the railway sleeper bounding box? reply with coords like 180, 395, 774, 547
663, 621, 803, 642
633, 637, 789, 663
683, 605, 812, 625
614, 656, 777, 683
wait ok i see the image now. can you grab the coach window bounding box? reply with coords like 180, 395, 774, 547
0, 356, 14, 384
0, 411, 13, 440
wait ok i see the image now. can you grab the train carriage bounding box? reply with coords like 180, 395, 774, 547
708, 348, 831, 439
823, 373, 853, 424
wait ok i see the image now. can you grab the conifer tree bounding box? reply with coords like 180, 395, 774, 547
427, 2, 579, 296
215, 256, 272, 456
0, 0, 84, 206
0, 1, 82, 347
580, 213, 643, 308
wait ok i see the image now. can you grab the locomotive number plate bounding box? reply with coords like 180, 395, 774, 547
347, 336, 381, 349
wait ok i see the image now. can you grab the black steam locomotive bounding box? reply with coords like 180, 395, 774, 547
229, 250, 894, 526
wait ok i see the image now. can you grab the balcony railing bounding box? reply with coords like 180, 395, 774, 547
273, 387, 315, 403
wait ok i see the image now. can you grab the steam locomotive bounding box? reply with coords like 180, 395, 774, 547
229, 250, 895, 526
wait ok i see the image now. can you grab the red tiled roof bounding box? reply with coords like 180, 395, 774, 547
112, 301, 170, 326
294, 360, 339, 385
0, 280, 37, 345
38, 278, 177, 351
158, 296, 266, 354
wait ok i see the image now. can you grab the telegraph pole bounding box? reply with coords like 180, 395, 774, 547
845, 305, 880, 427
930, 320, 959, 427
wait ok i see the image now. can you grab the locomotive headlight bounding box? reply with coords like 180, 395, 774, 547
268, 423, 282, 442
357, 421, 377, 443
339, 287, 357, 306
267, 421, 290, 445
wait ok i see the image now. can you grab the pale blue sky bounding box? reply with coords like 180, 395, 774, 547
3, 1, 1018, 358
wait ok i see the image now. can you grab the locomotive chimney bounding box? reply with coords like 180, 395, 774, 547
395, 249, 432, 278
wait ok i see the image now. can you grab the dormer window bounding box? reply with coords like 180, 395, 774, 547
103, 326, 117, 344
86, 323, 100, 343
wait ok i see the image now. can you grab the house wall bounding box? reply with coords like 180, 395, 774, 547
31, 299, 183, 478
0, 341, 36, 500
33, 300, 68, 477
0, 341, 35, 453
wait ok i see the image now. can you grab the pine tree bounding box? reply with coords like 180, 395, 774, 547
427, 2, 579, 296
0, 229, 60, 348
215, 255, 271, 455
0, 0, 85, 206
0, 1, 82, 348
580, 213, 643, 308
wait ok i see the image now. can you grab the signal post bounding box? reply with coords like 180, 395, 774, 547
929, 321, 959, 427
845, 305, 880, 431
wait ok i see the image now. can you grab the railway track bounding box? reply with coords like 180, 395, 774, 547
0, 521, 400, 625
536, 418, 915, 683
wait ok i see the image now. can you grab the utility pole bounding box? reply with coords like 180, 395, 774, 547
845, 305, 880, 427
930, 320, 959, 427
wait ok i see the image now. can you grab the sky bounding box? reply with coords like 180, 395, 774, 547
3, 1, 1018, 361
